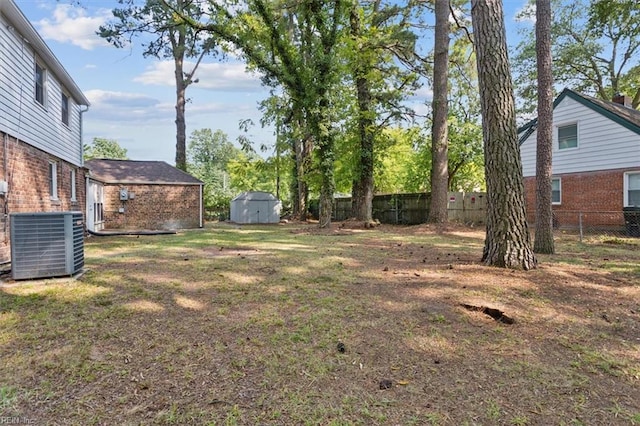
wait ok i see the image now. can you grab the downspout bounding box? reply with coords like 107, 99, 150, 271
79, 105, 89, 165
3, 133, 8, 241
199, 183, 203, 228
79, 105, 89, 231
3, 133, 7, 182
85, 175, 91, 232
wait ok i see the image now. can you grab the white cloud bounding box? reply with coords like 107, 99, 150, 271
35, 4, 111, 50
131, 61, 175, 86
84, 89, 259, 124
133, 61, 266, 92
409, 86, 434, 102
188, 102, 254, 116
514, 1, 536, 24
449, 5, 470, 26
410, 102, 430, 119
84, 89, 174, 122
82, 89, 273, 164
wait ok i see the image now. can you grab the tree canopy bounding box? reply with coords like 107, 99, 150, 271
84, 138, 128, 161
513, 0, 640, 113
99, 0, 219, 170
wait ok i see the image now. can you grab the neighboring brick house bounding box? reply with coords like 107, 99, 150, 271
0, 0, 90, 263
85, 159, 204, 231
519, 88, 640, 229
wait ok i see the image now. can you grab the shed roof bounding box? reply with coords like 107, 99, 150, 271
232, 191, 278, 201
86, 159, 203, 185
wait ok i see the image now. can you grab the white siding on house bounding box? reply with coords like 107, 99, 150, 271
0, 11, 84, 166
520, 96, 640, 177
520, 129, 538, 177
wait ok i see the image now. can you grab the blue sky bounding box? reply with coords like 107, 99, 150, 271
16, 0, 533, 166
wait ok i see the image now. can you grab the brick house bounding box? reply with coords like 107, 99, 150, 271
0, 0, 90, 263
519, 88, 640, 229
85, 159, 204, 231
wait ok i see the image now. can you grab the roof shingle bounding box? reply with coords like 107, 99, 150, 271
86, 159, 203, 185
518, 88, 640, 145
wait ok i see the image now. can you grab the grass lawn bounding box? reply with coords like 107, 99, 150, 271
1, 222, 639, 425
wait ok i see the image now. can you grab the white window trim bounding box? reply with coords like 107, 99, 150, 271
624, 171, 640, 207
70, 169, 77, 201
49, 161, 58, 200
551, 177, 562, 205
556, 122, 579, 151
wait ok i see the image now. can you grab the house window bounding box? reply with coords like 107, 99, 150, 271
625, 172, 640, 207
70, 169, 77, 201
49, 161, 58, 200
61, 93, 69, 126
558, 123, 577, 150
551, 177, 561, 205
35, 62, 46, 106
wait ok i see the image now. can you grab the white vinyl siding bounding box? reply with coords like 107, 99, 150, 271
551, 178, 561, 204
0, 13, 83, 167
625, 172, 640, 207
520, 96, 640, 177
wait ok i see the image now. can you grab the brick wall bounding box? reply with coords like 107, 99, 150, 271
102, 183, 202, 230
524, 168, 640, 226
0, 132, 86, 263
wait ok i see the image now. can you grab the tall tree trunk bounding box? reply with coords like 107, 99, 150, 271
534, 0, 555, 254
316, 105, 335, 228
291, 141, 301, 219
289, 107, 311, 220
428, 0, 450, 224
173, 25, 187, 171
350, 7, 374, 222
174, 66, 187, 171
294, 135, 310, 220
471, 0, 537, 270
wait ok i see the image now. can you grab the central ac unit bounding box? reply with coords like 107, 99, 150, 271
10, 212, 85, 280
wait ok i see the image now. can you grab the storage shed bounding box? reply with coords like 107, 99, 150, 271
230, 191, 281, 224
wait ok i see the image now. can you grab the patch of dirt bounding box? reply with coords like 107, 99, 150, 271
1, 222, 639, 425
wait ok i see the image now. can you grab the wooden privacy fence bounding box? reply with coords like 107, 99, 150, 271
332, 192, 487, 225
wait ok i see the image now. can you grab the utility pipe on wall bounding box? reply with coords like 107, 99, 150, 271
199, 184, 203, 228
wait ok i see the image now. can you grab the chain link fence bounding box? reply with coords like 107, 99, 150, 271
333, 192, 487, 225
547, 210, 640, 242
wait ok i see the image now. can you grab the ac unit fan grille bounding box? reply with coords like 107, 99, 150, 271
10, 212, 85, 280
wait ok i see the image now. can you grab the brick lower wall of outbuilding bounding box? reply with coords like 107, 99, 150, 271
102, 183, 202, 230
0, 131, 86, 263
524, 168, 640, 227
